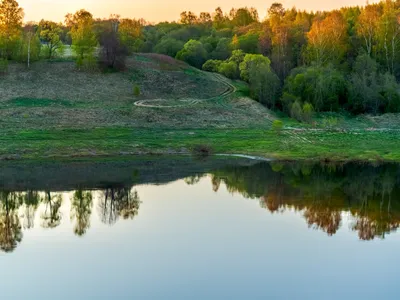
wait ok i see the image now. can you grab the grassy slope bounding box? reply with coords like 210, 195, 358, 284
1, 54, 400, 162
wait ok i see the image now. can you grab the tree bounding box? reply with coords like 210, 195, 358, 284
41, 191, 62, 229
176, 39, 207, 68
0, 0, 24, 59
357, 4, 381, 56
39, 20, 64, 59
119, 18, 143, 53
67, 10, 97, 61
98, 21, 128, 70
213, 7, 226, 29
231, 7, 258, 27
180, 11, 198, 25
218, 61, 238, 79
306, 11, 348, 65
202, 59, 222, 72
12, 22, 41, 65
154, 38, 184, 57
348, 54, 400, 114
199, 12, 212, 24
239, 53, 271, 81
248, 64, 281, 108
211, 38, 231, 60
71, 190, 93, 236
21, 190, 40, 229
377, 1, 400, 74
0, 192, 22, 253
283, 65, 346, 112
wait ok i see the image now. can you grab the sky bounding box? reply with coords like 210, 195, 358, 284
19, 0, 375, 23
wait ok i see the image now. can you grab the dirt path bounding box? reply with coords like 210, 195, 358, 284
134, 73, 237, 108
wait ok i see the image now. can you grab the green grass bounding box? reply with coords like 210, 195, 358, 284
1, 127, 400, 162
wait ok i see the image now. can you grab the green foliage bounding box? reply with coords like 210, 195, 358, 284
302, 102, 314, 123
239, 54, 271, 81
229, 50, 245, 65
248, 63, 280, 108
283, 65, 346, 112
211, 38, 231, 60
218, 61, 238, 79
271, 120, 284, 135
290, 100, 304, 121
202, 59, 222, 72
176, 39, 208, 68
154, 38, 184, 57
234, 33, 260, 54
133, 85, 141, 97
69, 10, 98, 62
348, 54, 400, 114
39, 20, 64, 59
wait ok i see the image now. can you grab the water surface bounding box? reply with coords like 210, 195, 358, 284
1, 157, 399, 299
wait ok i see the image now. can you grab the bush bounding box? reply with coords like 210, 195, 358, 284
154, 38, 184, 58
202, 59, 222, 72
218, 61, 238, 79
290, 100, 304, 122
176, 40, 208, 69
192, 144, 213, 157
133, 85, 141, 97
272, 120, 284, 135
302, 102, 314, 123
239, 54, 271, 81
283, 65, 346, 112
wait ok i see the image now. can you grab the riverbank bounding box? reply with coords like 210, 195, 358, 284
1, 127, 400, 162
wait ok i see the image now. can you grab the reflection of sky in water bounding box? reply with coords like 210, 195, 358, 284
2, 177, 400, 300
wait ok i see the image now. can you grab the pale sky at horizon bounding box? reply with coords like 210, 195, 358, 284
19, 0, 375, 23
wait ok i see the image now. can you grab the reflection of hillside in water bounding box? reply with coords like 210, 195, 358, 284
210, 161, 400, 241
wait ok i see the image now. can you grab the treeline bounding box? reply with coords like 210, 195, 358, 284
2, 0, 400, 116
0, 0, 142, 71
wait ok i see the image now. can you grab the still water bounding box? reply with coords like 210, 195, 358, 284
1, 157, 399, 299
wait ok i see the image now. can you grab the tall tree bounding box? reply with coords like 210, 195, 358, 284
377, 0, 400, 74
357, 4, 381, 56
306, 11, 348, 65
0, 0, 23, 59
67, 9, 97, 61
39, 20, 63, 59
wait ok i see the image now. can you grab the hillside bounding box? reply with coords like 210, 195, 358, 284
0, 54, 271, 131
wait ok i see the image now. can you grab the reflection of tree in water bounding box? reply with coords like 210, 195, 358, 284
20, 191, 41, 229
41, 191, 63, 229
98, 187, 140, 225
71, 190, 93, 236
348, 170, 399, 240
0, 192, 23, 253
184, 175, 205, 185
211, 161, 400, 240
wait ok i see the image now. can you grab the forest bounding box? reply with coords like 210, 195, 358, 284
2, 0, 400, 119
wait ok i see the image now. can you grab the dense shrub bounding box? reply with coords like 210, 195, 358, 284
202, 59, 222, 72
176, 39, 208, 68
